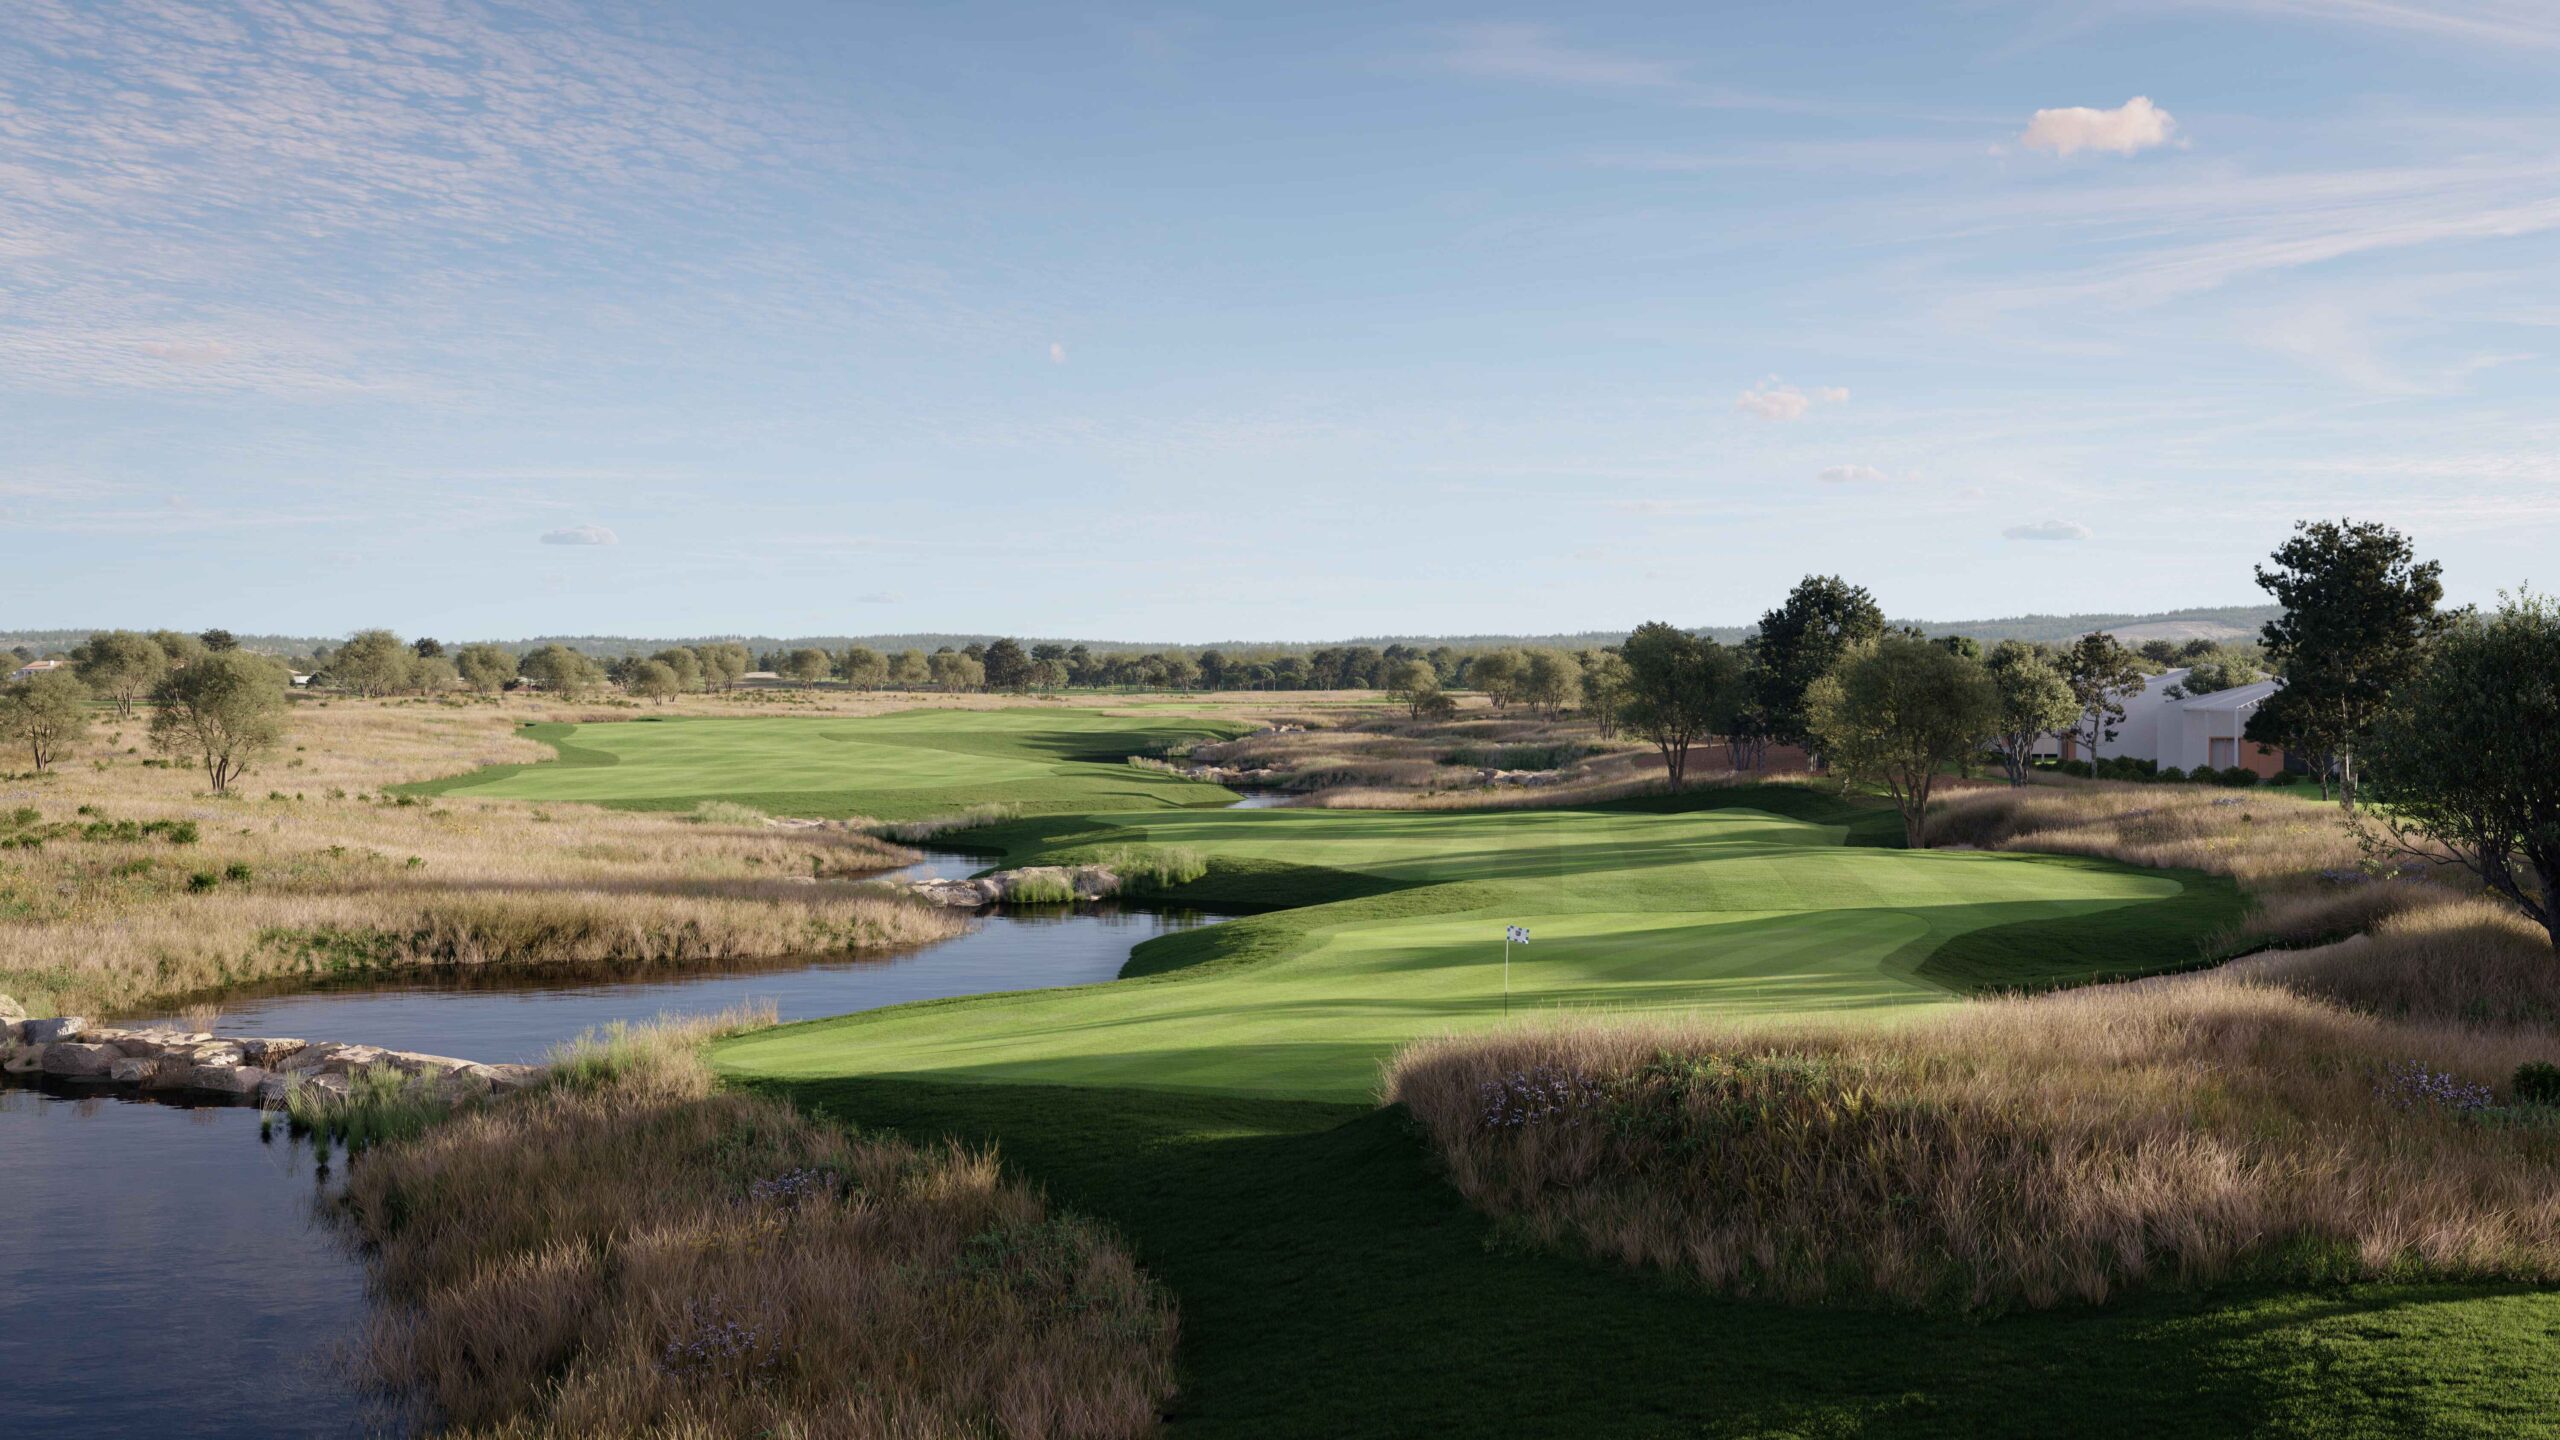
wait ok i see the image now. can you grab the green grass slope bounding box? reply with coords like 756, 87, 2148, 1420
719, 794, 2240, 1101
395, 709, 1247, 820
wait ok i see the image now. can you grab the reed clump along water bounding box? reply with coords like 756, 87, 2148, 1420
337, 1014, 1180, 1439
1390, 776, 2560, 1314
0, 699, 970, 1017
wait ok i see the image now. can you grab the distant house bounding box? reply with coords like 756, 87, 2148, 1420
2054, 667, 2285, 777
8, 659, 66, 682
2161, 678, 2286, 777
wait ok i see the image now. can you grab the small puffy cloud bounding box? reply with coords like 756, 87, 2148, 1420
1735, 377, 1849, 421
539, 524, 618, 546
1049, 342, 1066, 364
2004, 519, 2092, 542
2020, 97, 2177, 158
1816, 463, 1892, 484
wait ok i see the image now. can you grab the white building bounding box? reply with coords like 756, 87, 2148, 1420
2056, 667, 2286, 777
2160, 678, 2284, 777
7, 659, 67, 682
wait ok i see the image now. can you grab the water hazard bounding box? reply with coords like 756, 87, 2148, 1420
0, 845, 1235, 1435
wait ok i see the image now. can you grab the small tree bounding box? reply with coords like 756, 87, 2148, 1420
2248, 518, 2446, 810
783, 648, 834, 687
890, 649, 931, 688
521, 644, 604, 700
1621, 622, 1738, 791
454, 644, 518, 695
927, 651, 984, 691
1468, 650, 1523, 708
1520, 649, 1582, 718
73, 629, 167, 719
2363, 594, 2560, 950
1807, 635, 1998, 848
0, 669, 92, 772
2163, 648, 2264, 699
148, 651, 287, 793
698, 643, 752, 693
650, 647, 704, 693
412, 654, 459, 694
1579, 651, 1631, 739
628, 659, 682, 704
2060, 632, 2145, 765
198, 628, 239, 652
333, 629, 412, 698
1984, 641, 2077, 786
839, 646, 887, 689
1386, 659, 1441, 720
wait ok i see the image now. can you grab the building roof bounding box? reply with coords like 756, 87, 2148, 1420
2169, 677, 2282, 712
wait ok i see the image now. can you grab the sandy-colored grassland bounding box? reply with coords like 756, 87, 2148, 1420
0, 696, 968, 1017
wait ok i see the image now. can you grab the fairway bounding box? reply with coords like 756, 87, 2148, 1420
719, 799, 2229, 1101
398, 709, 1245, 820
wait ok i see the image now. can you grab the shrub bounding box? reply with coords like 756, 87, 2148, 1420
2220, 766, 2262, 788
688, 799, 770, 826
2158, 766, 2187, 784
185, 870, 219, 893
2516, 1062, 2560, 1108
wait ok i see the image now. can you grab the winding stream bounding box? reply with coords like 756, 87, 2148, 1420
0, 836, 1246, 1436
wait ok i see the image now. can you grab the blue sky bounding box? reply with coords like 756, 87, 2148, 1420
6, 1, 2555, 640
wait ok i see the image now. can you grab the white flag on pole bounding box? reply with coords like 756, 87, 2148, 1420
1506, 925, 1530, 944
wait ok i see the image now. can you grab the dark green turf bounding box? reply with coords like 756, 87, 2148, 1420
753, 1074, 2560, 1439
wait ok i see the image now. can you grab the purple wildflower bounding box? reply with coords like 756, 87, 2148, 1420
1478, 1065, 1605, 1131
2375, 1060, 2493, 1114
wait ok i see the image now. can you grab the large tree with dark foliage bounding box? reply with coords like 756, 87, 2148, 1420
1752, 576, 1885, 756
2246, 519, 2445, 809
981, 638, 1034, 691
2363, 594, 2560, 949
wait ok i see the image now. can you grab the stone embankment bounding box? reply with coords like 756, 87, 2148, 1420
0, 995, 538, 1106
900, 864, 1122, 909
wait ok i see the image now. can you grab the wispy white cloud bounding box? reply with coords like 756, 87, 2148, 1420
2005, 519, 2092, 541
540, 524, 618, 546
2188, 0, 2560, 51
2019, 97, 2178, 157
1735, 378, 1850, 421
1426, 23, 1678, 90
1817, 463, 1892, 483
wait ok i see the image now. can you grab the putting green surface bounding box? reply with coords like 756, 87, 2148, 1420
718, 800, 2222, 1101
397, 709, 1244, 820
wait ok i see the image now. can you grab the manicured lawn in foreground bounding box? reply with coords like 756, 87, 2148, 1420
395, 709, 1245, 820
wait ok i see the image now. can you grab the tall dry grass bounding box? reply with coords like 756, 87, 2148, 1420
0, 699, 966, 1017
337, 1017, 1179, 1439
1926, 782, 2371, 887
1389, 965, 2560, 1313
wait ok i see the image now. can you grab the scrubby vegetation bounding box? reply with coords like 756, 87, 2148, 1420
0, 702, 962, 1016
1392, 964, 2560, 1312
337, 1015, 1178, 1438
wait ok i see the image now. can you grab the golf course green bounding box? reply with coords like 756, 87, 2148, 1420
719, 799, 2227, 1099
397, 708, 1244, 820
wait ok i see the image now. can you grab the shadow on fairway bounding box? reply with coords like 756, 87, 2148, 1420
747, 1074, 2560, 1440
